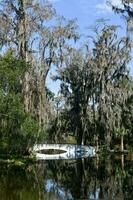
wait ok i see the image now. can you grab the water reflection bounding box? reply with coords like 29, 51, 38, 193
33, 144, 95, 160
45, 179, 73, 199
0, 155, 133, 200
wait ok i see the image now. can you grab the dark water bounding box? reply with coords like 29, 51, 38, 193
0, 155, 133, 200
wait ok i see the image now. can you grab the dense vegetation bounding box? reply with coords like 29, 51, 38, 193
0, 51, 40, 156
0, 0, 133, 156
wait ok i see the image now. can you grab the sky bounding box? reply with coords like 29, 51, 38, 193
46, 0, 132, 94
48, 0, 126, 32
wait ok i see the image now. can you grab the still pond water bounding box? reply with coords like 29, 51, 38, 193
0, 155, 133, 200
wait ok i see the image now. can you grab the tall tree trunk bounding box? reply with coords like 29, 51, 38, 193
17, 0, 32, 113
76, 118, 83, 145
38, 72, 48, 130
77, 132, 83, 145
121, 154, 124, 169
36, 69, 52, 131
18, 0, 27, 59
17, 1, 49, 131
121, 135, 124, 152
106, 129, 111, 151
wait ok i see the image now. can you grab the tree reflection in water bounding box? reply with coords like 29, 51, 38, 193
0, 155, 133, 200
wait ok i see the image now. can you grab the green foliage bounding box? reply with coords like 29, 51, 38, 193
115, 127, 129, 138
51, 24, 133, 148
21, 117, 39, 138
0, 50, 28, 92
0, 0, 132, 152
0, 52, 40, 155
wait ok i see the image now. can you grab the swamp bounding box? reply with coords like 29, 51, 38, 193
0, 0, 133, 199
